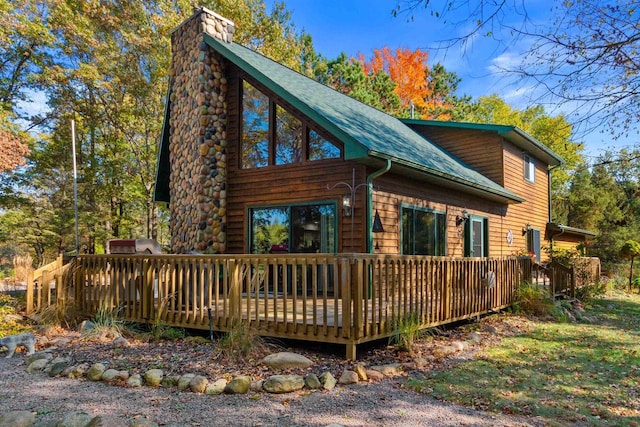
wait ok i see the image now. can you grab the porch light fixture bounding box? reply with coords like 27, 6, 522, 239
342, 192, 352, 217
456, 210, 469, 227
522, 223, 532, 236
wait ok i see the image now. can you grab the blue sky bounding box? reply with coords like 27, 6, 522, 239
272, 0, 638, 160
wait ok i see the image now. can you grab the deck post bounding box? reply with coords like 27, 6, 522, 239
346, 342, 357, 360
351, 257, 363, 340
229, 258, 240, 323
26, 268, 34, 314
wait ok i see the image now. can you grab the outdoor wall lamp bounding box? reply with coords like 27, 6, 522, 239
456, 210, 469, 227
522, 223, 532, 235
342, 193, 352, 217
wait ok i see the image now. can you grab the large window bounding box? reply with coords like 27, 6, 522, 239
241, 81, 269, 168
241, 80, 342, 168
249, 203, 336, 254
465, 216, 489, 257
401, 206, 446, 255
275, 105, 303, 165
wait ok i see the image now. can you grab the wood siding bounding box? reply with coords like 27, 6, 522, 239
400, 124, 553, 261
371, 172, 511, 258
501, 142, 551, 259
407, 127, 505, 185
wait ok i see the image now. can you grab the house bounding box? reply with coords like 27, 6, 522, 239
154, 7, 583, 263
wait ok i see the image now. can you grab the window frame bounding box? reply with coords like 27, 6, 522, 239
527, 228, 541, 262
400, 204, 447, 256
464, 215, 489, 257
247, 200, 338, 254
239, 77, 343, 169
523, 153, 536, 183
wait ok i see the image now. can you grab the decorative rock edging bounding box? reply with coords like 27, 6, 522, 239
2, 331, 485, 426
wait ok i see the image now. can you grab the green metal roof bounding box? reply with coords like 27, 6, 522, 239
547, 222, 596, 237
401, 119, 564, 167
155, 35, 525, 203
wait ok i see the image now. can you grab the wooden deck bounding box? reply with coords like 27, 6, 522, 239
31, 254, 532, 359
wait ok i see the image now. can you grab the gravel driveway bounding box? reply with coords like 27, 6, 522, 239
0, 356, 544, 427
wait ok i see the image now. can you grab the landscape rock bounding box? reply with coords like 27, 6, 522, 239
0, 411, 35, 427
205, 378, 227, 395
87, 363, 107, 381
177, 373, 196, 391
47, 361, 69, 377
162, 375, 180, 388
338, 369, 359, 385
304, 373, 322, 389
433, 345, 459, 358
370, 363, 403, 376
144, 369, 164, 387
261, 352, 314, 370
365, 369, 384, 382
468, 332, 482, 343
319, 371, 337, 390
262, 375, 305, 393
113, 337, 130, 348
128, 374, 143, 387
86, 415, 129, 427
224, 376, 252, 394
26, 358, 49, 373
101, 369, 120, 381
189, 375, 209, 393
63, 364, 89, 379
250, 379, 265, 392
27, 352, 52, 367
353, 364, 368, 381
59, 411, 93, 427
79, 320, 95, 331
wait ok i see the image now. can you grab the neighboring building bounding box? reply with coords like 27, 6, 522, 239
154, 8, 587, 261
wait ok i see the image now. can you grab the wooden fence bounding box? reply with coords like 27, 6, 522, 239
54, 254, 530, 359
532, 257, 601, 297
25, 255, 70, 314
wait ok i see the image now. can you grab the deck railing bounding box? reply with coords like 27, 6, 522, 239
25, 255, 70, 314
532, 257, 601, 297
68, 254, 531, 358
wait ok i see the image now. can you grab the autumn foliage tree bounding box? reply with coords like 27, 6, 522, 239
357, 47, 456, 119
0, 129, 29, 172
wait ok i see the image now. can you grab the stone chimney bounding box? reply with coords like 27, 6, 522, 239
167, 8, 234, 253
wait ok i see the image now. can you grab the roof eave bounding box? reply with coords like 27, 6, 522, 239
547, 222, 597, 237
369, 152, 525, 204
400, 119, 564, 167
501, 128, 563, 167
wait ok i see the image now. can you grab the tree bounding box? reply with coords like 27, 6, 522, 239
394, 0, 640, 139
358, 47, 460, 119
0, 0, 53, 114
2, 0, 312, 260
316, 53, 401, 113
0, 126, 29, 173
619, 240, 640, 292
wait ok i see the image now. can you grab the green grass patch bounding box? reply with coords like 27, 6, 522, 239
407, 290, 640, 426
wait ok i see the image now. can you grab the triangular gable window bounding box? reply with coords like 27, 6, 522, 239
240, 79, 342, 168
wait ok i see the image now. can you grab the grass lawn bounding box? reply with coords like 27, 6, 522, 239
407, 290, 640, 426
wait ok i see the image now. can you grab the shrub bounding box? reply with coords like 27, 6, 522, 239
214, 321, 267, 362
389, 311, 426, 355
81, 302, 124, 340
513, 282, 557, 318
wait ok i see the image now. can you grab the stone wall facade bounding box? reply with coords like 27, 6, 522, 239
168, 8, 234, 253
